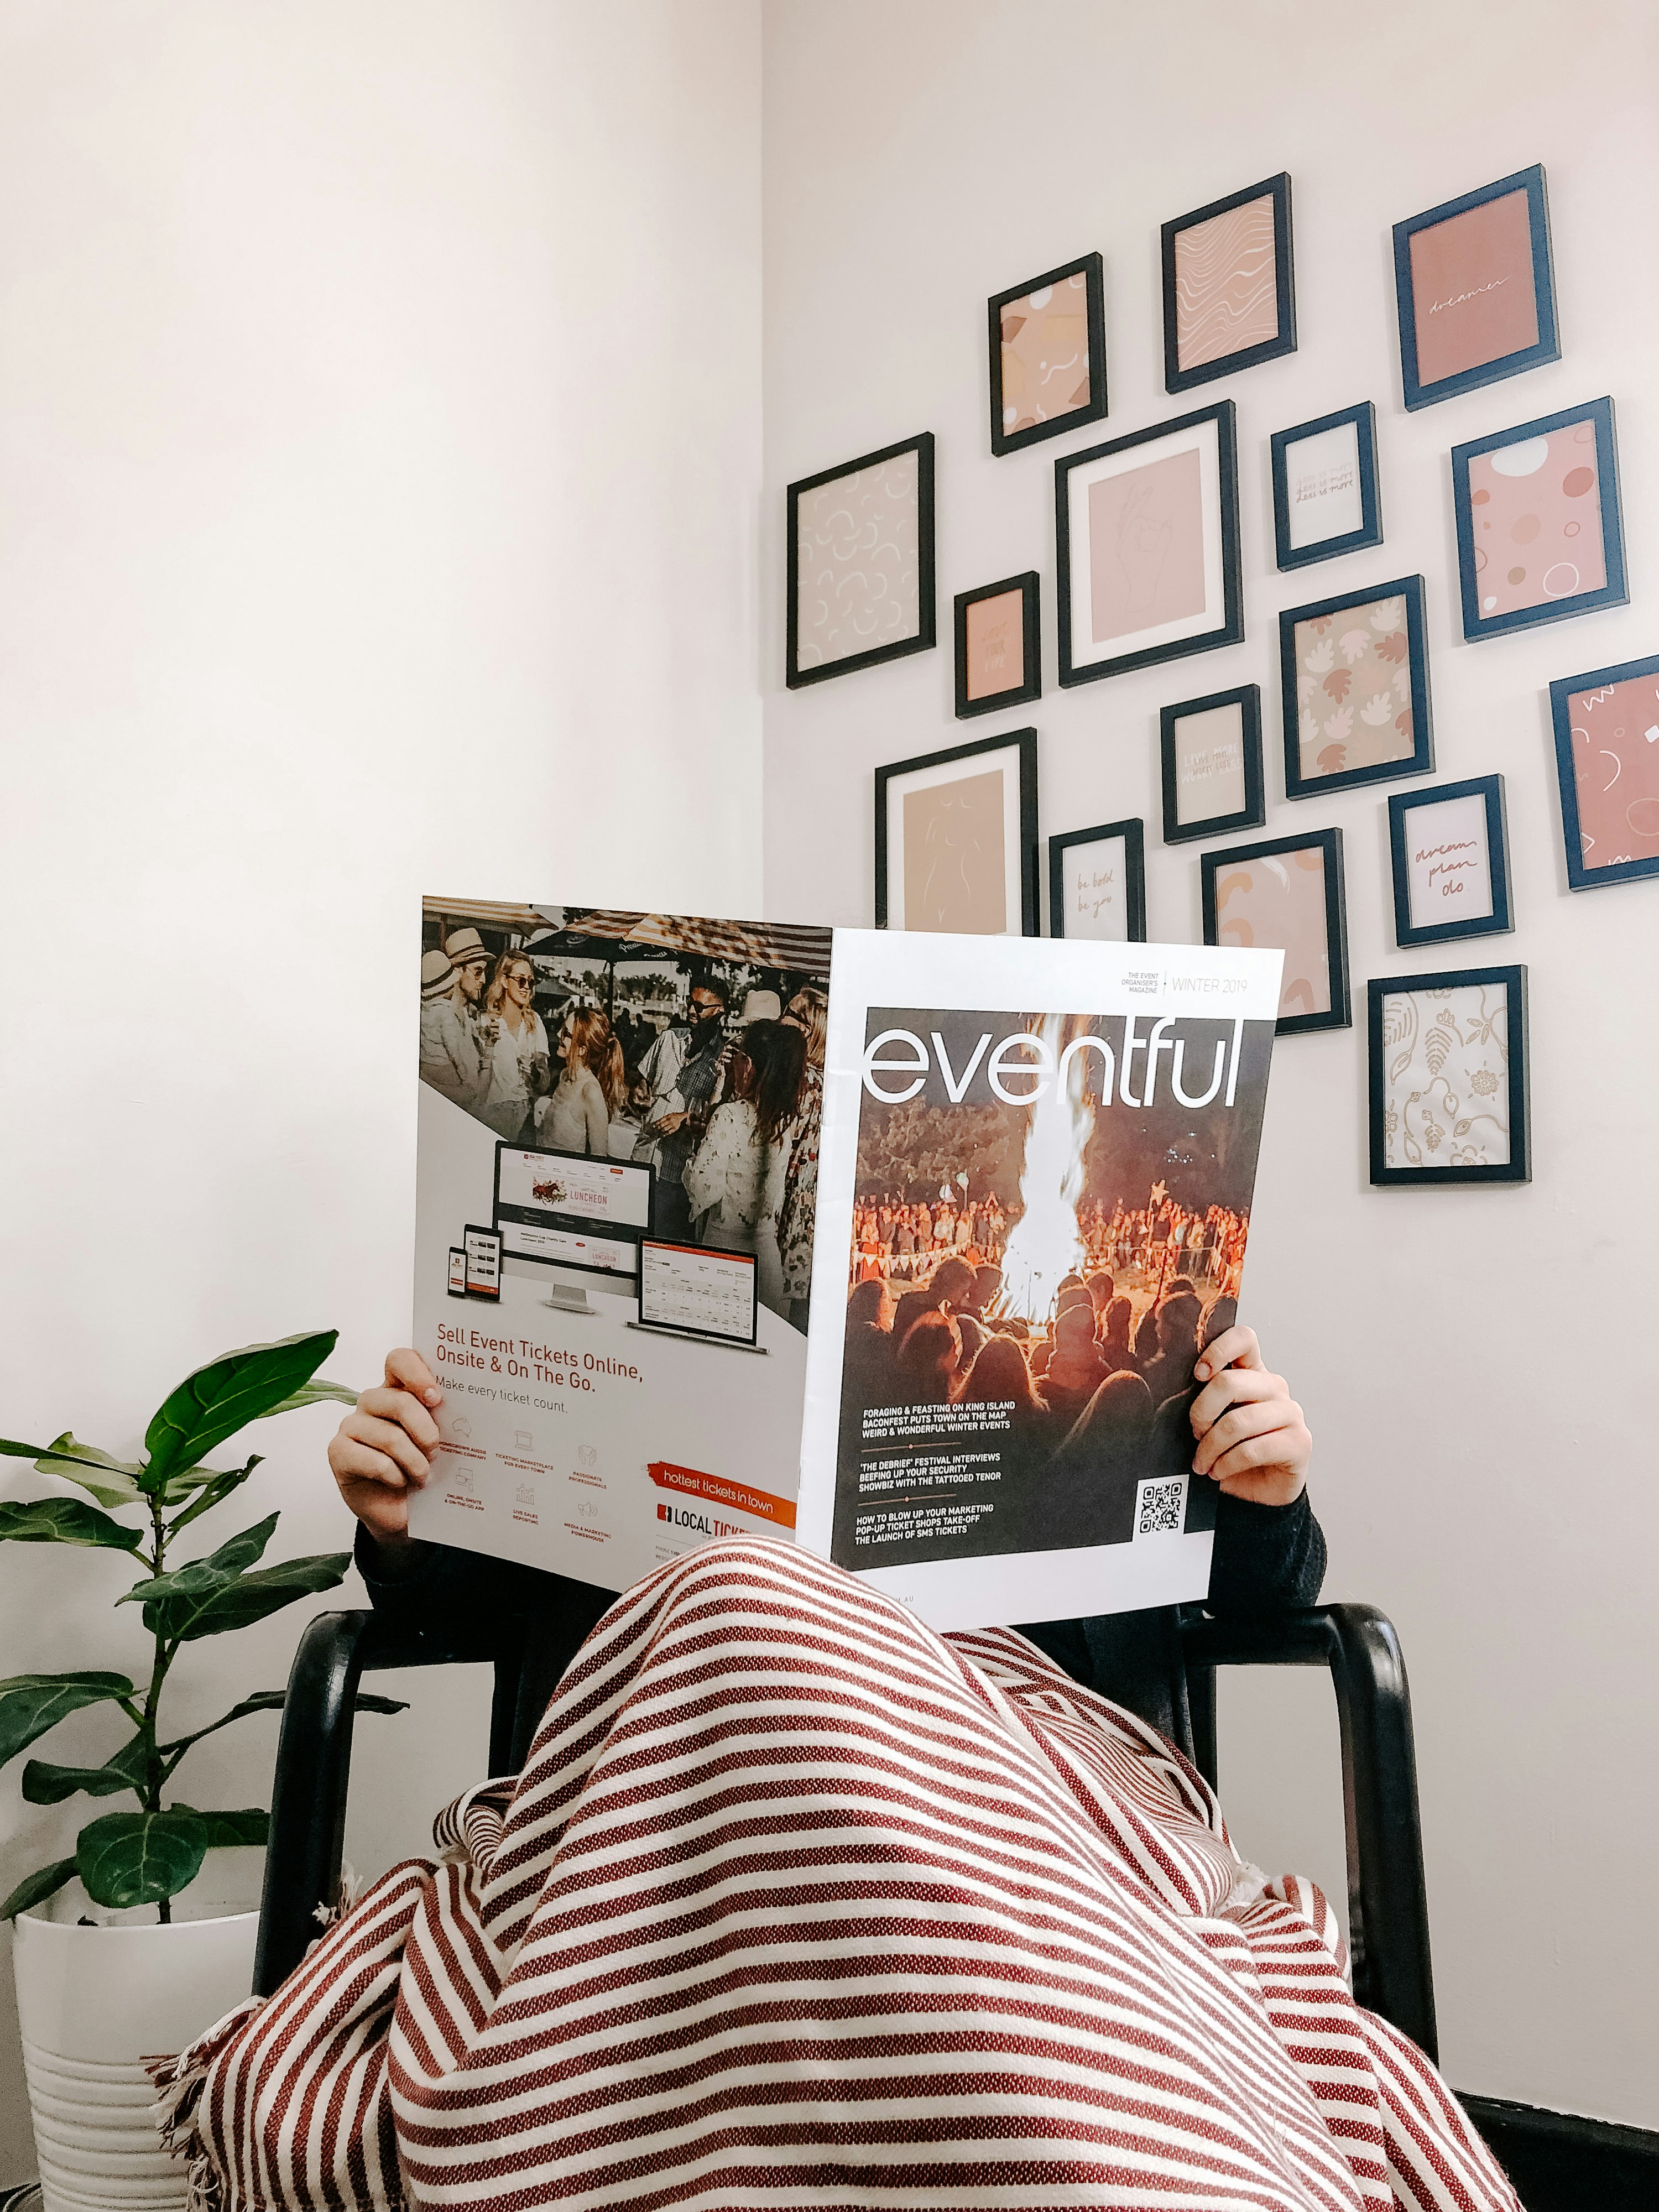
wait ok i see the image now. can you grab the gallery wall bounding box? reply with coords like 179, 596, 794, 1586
761, 0, 1659, 2130
0, 0, 761, 2177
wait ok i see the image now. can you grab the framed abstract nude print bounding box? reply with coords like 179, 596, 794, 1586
874, 728, 1038, 937
786, 431, 936, 687
1162, 171, 1296, 394
1056, 401, 1242, 688
1387, 774, 1513, 948
1270, 402, 1382, 571
988, 252, 1108, 457
1452, 397, 1627, 642
1048, 818, 1146, 942
1202, 827, 1350, 1036
955, 572, 1040, 719
1393, 165, 1558, 411
1368, 966, 1530, 1186
1159, 683, 1265, 844
1548, 650, 1659, 892
1280, 575, 1432, 800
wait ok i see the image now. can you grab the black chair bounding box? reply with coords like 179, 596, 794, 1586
252, 1599, 1436, 2063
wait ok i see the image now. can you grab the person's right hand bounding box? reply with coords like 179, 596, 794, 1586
326, 1348, 444, 1547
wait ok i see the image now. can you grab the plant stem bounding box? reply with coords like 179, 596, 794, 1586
143, 1490, 174, 1924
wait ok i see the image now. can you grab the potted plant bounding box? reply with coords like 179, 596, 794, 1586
1, 1329, 400, 2212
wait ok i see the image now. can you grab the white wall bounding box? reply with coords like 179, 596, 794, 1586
763, 0, 1658, 2130
0, 0, 760, 2178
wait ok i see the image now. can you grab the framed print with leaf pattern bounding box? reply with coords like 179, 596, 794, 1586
1392, 165, 1558, 411
1270, 402, 1382, 571
1548, 650, 1659, 892
1452, 397, 1627, 642
1160, 682, 1265, 845
1047, 818, 1146, 942
875, 728, 1038, 936
1368, 966, 1530, 1186
1056, 401, 1242, 687
1162, 171, 1296, 393
786, 432, 936, 687
1202, 827, 1349, 1036
1280, 574, 1432, 800
988, 253, 1108, 456
1388, 774, 1513, 948
955, 571, 1041, 719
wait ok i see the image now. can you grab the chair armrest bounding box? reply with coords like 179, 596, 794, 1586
1179, 1603, 1437, 2062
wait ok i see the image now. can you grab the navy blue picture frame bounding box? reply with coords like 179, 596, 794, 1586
1270, 401, 1383, 571
1367, 966, 1531, 1187
1393, 166, 1558, 413
785, 431, 936, 688
954, 571, 1041, 719
1201, 826, 1350, 1036
1548, 650, 1659, 893
1162, 172, 1296, 394
1452, 397, 1627, 643
1159, 683, 1265, 844
1279, 574, 1433, 800
1047, 817, 1147, 941
988, 252, 1109, 457
1387, 774, 1513, 948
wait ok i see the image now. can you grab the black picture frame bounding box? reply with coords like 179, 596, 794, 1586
1270, 401, 1383, 571
954, 571, 1041, 719
1547, 649, 1659, 893
1451, 397, 1627, 643
1387, 774, 1514, 948
874, 726, 1039, 936
1279, 573, 1433, 800
1162, 171, 1296, 394
1201, 827, 1350, 1036
1056, 400, 1243, 688
988, 252, 1108, 457
1367, 965, 1531, 1187
1159, 682, 1265, 844
785, 431, 936, 688
1393, 165, 1559, 412
1047, 818, 1147, 942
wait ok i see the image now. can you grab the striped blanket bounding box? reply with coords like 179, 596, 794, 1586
153, 1539, 1516, 2211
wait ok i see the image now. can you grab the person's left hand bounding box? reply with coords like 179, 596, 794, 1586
1188, 1324, 1311, 1506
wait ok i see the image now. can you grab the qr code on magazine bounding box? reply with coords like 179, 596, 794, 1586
1134, 1476, 1187, 1539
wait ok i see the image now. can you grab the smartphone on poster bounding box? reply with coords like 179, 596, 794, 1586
447, 1247, 467, 1297
463, 1224, 503, 1300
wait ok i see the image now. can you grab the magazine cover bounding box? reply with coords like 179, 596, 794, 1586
797, 929, 1284, 1632
408, 900, 832, 1590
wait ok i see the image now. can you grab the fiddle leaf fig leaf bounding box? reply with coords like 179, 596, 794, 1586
142, 1331, 339, 1489
23, 1734, 149, 1804
256, 1381, 360, 1418
77, 1810, 208, 1910
159, 1454, 262, 1506
165, 1459, 262, 1536
0, 1499, 144, 1551
2, 1857, 79, 1921
0, 1673, 135, 1768
119, 1514, 279, 1611
1, 1434, 144, 1507
171, 1804, 269, 1850
139, 1550, 350, 1643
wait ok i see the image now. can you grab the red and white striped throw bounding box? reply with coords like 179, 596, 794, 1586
153, 1538, 1517, 2210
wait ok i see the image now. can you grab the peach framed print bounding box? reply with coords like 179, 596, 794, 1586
988, 253, 1108, 457
874, 728, 1039, 936
1047, 818, 1147, 942
954, 572, 1040, 719
1279, 574, 1433, 800
1056, 401, 1243, 687
1452, 397, 1627, 642
1368, 965, 1530, 1186
786, 432, 936, 687
1393, 165, 1558, 411
1159, 683, 1265, 845
1387, 774, 1514, 948
1270, 401, 1383, 572
1548, 650, 1659, 893
1161, 172, 1296, 394
1202, 827, 1350, 1036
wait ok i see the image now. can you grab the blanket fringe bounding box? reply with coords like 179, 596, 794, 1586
146, 1995, 264, 2212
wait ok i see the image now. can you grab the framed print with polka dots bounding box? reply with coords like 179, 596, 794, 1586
1452, 397, 1627, 642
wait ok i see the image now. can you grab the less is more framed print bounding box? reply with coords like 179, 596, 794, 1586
1393, 164, 1559, 412
1548, 650, 1659, 892
1047, 818, 1147, 942
1270, 401, 1382, 571
1369, 965, 1530, 1186
875, 728, 1039, 937
787, 431, 936, 687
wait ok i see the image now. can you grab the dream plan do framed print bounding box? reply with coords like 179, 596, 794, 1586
1279, 573, 1432, 799
988, 252, 1108, 457
1368, 966, 1530, 1186
1392, 164, 1559, 411
1387, 774, 1513, 948
1056, 401, 1243, 687
955, 571, 1041, 718
1160, 682, 1265, 845
875, 728, 1039, 937
786, 432, 936, 687
1452, 397, 1627, 642
1047, 818, 1147, 942
1201, 827, 1350, 1036
1548, 650, 1659, 892
1161, 171, 1296, 394
1270, 401, 1382, 571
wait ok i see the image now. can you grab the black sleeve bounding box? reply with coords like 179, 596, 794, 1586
352, 1524, 573, 1637
1204, 1488, 1326, 1619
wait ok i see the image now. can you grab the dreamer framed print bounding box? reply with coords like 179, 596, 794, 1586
1393, 165, 1558, 411
786, 431, 936, 687
1270, 402, 1382, 571
1056, 401, 1242, 687
1452, 397, 1627, 643
1548, 650, 1659, 892
1368, 965, 1530, 1186
1202, 827, 1349, 1036
1162, 171, 1295, 394
955, 572, 1041, 719
988, 253, 1108, 457
874, 728, 1038, 936
1280, 574, 1432, 800
1159, 683, 1265, 844
1047, 818, 1147, 942
1387, 775, 1513, 948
